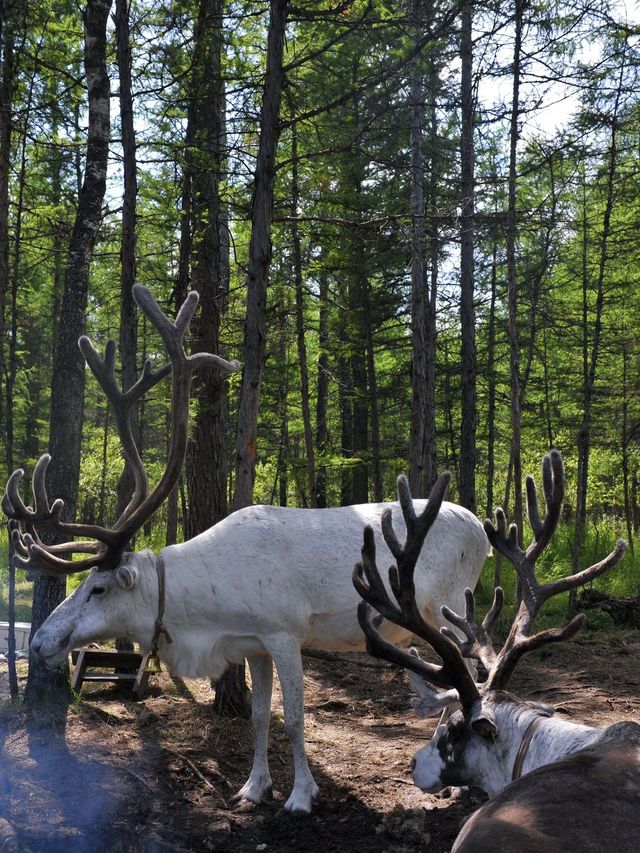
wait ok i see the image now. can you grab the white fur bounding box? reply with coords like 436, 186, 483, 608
31, 498, 489, 814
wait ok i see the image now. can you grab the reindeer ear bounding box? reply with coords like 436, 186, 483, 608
116, 564, 139, 590
407, 648, 461, 718
469, 700, 498, 741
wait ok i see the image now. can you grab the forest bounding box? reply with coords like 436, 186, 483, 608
1, 0, 640, 641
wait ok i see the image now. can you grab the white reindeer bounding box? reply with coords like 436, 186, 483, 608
355, 450, 640, 850
3, 285, 490, 814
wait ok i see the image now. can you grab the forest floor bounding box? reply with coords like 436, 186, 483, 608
0, 630, 639, 853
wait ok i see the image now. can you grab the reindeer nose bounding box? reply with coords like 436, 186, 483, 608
410, 757, 416, 771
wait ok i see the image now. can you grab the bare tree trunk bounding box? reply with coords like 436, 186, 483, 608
225, 0, 287, 715
506, 0, 524, 546
347, 108, 369, 503
338, 331, 353, 506
112, 0, 139, 661
349, 264, 369, 504
0, 5, 14, 442
364, 290, 382, 502
273, 307, 290, 505
621, 335, 634, 554
232, 0, 288, 511
114, 0, 139, 522
424, 60, 439, 493
486, 240, 498, 520
290, 113, 317, 506
315, 269, 329, 507
186, 0, 231, 537
25, 0, 111, 710
408, 0, 428, 497
458, 0, 476, 513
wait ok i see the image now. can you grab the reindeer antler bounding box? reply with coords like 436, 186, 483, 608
483, 449, 626, 689
440, 586, 504, 673
3, 286, 240, 576
353, 451, 626, 726
353, 473, 483, 715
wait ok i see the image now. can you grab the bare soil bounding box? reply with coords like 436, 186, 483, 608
1, 631, 638, 853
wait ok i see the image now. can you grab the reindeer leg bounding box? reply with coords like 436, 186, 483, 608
232, 654, 274, 805
268, 636, 319, 814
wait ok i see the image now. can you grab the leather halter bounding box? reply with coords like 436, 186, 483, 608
150, 555, 173, 658
511, 715, 548, 781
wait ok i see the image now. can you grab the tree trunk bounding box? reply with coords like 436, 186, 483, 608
225, 0, 287, 716
424, 57, 439, 493
315, 269, 329, 507
408, 0, 434, 498
506, 0, 524, 546
486, 239, 498, 521
408, 4, 426, 496
290, 113, 317, 506
621, 336, 634, 554
25, 0, 111, 710
186, 0, 231, 537
0, 6, 14, 443
232, 0, 288, 511
364, 289, 382, 502
114, 0, 139, 523
458, 0, 476, 513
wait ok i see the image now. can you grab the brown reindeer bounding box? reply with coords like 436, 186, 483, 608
354, 450, 640, 851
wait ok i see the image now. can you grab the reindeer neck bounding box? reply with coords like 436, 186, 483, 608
517, 709, 601, 776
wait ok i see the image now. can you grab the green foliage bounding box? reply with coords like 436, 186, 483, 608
1, 0, 640, 625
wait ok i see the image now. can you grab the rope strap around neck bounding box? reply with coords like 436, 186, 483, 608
150, 555, 173, 658
512, 715, 548, 782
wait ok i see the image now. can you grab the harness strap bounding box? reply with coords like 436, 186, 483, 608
511, 715, 547, 781
150, 555, 173, 659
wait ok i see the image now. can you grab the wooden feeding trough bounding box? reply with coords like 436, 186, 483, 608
70, 648, 160, 699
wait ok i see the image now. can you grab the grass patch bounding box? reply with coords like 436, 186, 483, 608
0, 570, 32, 623
0, 535, 32, 622
476, 520, 639, 606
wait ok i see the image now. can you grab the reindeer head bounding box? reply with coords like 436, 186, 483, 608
353, 452, 626, 795
3, 286, 239, 665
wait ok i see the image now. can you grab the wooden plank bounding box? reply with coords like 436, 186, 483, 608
80, 673, 139, 682
71, 649, 143, 668
70, 646, 157, 698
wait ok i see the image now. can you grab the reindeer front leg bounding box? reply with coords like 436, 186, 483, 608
232, 654, 274, 805
269, 636, 319, 813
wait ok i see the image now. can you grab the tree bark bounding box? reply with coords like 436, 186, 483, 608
232, 0, 288, 511
458, 0, 476, 513
506, 0, 524, 545
186, 0, 231, 537
290, 113, 317, 506
0, 5, 14, 444
25, 0, 111, 709
315, 269, 329, 507
114, 0, 139, 523
408, 0, 428, 497
225, 0, 287, 716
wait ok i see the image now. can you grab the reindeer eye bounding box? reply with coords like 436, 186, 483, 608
88, 586, 106, 599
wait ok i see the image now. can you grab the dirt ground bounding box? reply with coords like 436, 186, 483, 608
0, 630, 639, 853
